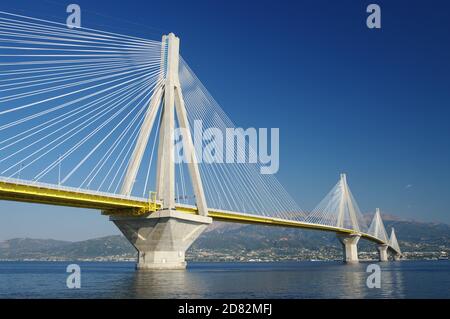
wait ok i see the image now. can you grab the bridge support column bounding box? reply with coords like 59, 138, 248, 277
337, 233, 360, 263
111, 210, 212, 270
393, 254, 402, 261
377, 244, 389, 262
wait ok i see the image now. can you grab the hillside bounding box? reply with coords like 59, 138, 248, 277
0, 218, 448, 261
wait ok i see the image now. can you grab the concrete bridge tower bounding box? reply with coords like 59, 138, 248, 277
336, 174, 361, 263
111, 33, 211, 270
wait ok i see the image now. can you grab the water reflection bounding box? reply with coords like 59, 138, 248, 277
379, 261, 405, 298
128, 270, 205, 298
109, 261, 407, 299
0, 260, 445, 299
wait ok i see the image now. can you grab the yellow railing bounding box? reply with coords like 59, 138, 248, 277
148, 191, 158, 212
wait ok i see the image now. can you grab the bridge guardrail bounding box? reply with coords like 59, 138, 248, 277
0, 176, 147, 203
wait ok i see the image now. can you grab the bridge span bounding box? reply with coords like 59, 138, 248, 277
0, 176, 401, 266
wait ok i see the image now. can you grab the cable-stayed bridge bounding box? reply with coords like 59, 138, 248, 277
0, 11, 401, 269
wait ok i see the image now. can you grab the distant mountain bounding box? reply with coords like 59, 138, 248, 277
0, 238, 70, 259
193, 223, 338, 251
193, 218, 450, 253
0, 218, 448, 261
0, 236, 135, 260
382, 220, 450, 252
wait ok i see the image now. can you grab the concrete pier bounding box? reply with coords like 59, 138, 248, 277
112, 210, 211, 270
377, 244, 389, 262
337, 233, 360, 263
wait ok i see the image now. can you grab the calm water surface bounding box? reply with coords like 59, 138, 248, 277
0, 260, 448, 298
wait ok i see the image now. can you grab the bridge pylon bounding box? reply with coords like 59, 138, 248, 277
111, 33, 211, 270
368, 208, 390, 261
337, 173, 360, 231
337, 233, 360, 263
336, 174, 363, 263
377, 244, 389, 262
389, 228, 402, 261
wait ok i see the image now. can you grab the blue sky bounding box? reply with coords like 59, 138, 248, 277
0, 0, 449, 241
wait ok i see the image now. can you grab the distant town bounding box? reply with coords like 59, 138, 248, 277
0, 247, 448, 263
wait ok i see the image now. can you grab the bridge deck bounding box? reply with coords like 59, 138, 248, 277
0, 177, 388, 247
